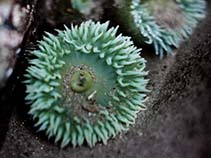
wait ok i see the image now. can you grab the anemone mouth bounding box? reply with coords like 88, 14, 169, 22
25, 21, 148, 148
69, 69, 94, 93
130, 0, 206, 58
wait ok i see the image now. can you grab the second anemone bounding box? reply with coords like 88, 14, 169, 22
115, 0, 206, 58
24, 21, 149, 148
71, 0, 94, 15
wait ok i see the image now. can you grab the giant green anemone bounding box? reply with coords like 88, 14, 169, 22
115, 0, 206, 58
24, 21, 149, 148
71, 0, 95, 15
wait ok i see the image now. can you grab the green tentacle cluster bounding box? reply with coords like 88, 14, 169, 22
71, 0, 94, 15
117, 0, 206, 58
25, 21, 149, 148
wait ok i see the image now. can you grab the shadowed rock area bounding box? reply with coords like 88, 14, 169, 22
0, 0, 210, 158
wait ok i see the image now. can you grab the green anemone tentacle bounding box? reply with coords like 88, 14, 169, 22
116, 0, 206, 58
25, 21, 149, 148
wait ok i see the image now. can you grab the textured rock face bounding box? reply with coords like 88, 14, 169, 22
0, 1, 31, 88
0, 40, 10, 88
0, 0, 12, 88
0, 0, 211, 158
0, 28, 23, 88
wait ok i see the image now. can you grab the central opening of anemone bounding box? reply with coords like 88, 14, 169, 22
70, 69, 94, 93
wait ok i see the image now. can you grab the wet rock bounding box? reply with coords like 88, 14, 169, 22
0, 0, 33, 88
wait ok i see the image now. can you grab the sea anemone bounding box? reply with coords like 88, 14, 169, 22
115, 0, 206, 58
71, 0, 94, 15
70, 0, 104, 21
24, 21, 149, 148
